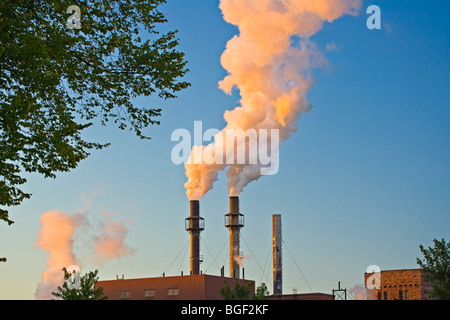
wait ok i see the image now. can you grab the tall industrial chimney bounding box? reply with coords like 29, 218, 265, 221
185, 200, 204, 275
273, 214, 282, 295
225, 196, 244, 279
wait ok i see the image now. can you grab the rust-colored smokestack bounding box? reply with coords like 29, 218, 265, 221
273, 214, 282, 295
185, 200, 204, 275
225, 196, 244, 278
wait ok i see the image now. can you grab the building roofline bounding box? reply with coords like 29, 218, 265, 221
270, 292, 333, 297
364, 268, 422, 274
97, 273, 255, 283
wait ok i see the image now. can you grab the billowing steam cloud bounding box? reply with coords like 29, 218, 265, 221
93, 212, 134, 266
34, 211, 85, 300
233, 248, 252, 267
185, 0, 361, 200
35, 210, 133, 299
349, 283, 377, 300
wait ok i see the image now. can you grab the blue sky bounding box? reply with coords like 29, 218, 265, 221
1, 0, 450, 299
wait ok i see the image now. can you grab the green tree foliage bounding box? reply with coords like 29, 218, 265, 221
0, 0, 190, 225
51, 268, 108, 300
220, 281, 269, 300
254, 282, 270, 300
417, 238, 450, 300
220, 281, 253, 300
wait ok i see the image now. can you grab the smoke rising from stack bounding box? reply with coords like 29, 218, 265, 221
184, 0, 361, 200
34, 209, 133, 299
233, 251, 251, 267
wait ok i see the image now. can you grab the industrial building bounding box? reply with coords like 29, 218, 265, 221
364, 268, 431, 300
97, 274, 253, 300
96, 196, 333, 300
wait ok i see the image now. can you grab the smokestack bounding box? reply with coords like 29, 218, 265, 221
225, 196, 244, 278
185, 200, 204, 275
273, 214, 282, 295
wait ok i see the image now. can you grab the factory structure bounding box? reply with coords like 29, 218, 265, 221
96, 196, 334, 300
96, 196, 432, 300
364, 268, 431, 300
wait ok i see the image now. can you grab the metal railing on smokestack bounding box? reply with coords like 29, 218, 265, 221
225, 196, 244, 279
185, 200, 204, 275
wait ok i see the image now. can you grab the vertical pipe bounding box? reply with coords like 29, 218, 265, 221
230, 195, 239, 213
273, 214, 282, 295
230, 197, 239, 279
227, 196, 243, 279
187, 200, 203, 275
228, 196, 241, 279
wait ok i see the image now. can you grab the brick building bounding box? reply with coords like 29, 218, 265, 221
96, 274, 254, 300
95, 273, 336, 300
267, 293, 334, 300
364, 268, 431, 300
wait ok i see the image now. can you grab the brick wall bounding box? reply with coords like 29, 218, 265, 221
364, 268, 429, 300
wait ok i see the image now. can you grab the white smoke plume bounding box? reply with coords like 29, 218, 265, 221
349, 283, 377, 300
34, 211, 86, 300
35, 209, 133, 299
234, 253, 252, 267
93, 211, 134, 266
184, 0, 361, 200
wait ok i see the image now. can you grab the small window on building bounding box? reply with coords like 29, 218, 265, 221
399, 290, 403, 300
167, 287, 179, 296
384, 291, 388, 300
405, 290, 409, 300
118, 290, 130, 299
378, 292, 382, 300
144, 289, 156, 297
